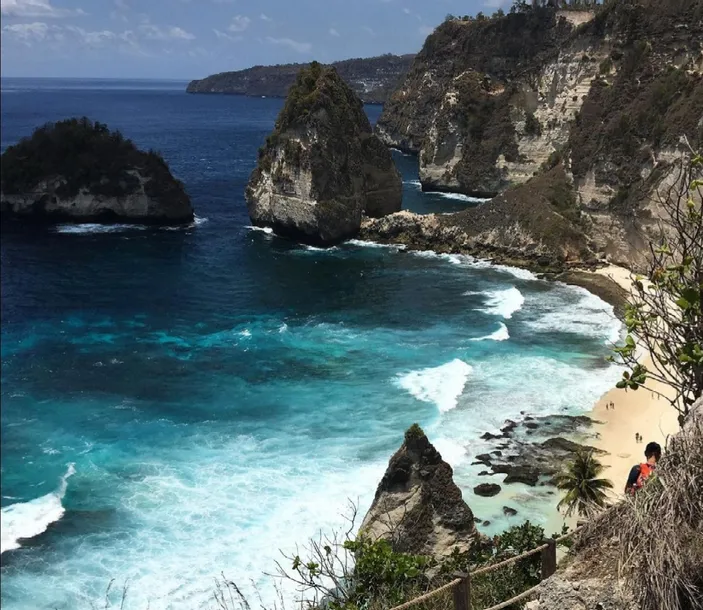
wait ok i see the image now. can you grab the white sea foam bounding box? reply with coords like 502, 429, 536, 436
524, 284, 622, 345
479, 287, 525, 319
433, 438, 467, 466
411, 250, 463, 265
345, 239, 406, 250
54, 223, 146, 234
391, 148, 414, 156
246, 225, 274, 235
55, 216, 209, 234
433, 192, 489, 203
409, 250, 538, 280
395, 358, 472, 413
1, 464, 75, 554
470, 322, 510, 342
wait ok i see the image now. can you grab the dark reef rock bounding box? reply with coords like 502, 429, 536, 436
246, 62, 402, 246
503, 506, 518, 517
186, 53, 414, 105
473, 483, 502, 497
0, 117, 193, 225
361, 424, 479, 558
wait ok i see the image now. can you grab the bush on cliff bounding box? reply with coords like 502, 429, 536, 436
0, 117, 175, 200
612, 150, 703, 421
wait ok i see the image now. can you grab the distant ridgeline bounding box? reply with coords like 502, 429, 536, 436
185, 54, 415, 104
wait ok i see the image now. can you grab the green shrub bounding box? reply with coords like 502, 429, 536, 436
405, 423, 425, 443
0, 117, 170, 199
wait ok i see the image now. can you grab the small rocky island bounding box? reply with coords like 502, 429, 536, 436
1, 117, 193, 225
246, 62, 402, 246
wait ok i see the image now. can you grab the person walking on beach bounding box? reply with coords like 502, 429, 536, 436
625, 441, 661, 494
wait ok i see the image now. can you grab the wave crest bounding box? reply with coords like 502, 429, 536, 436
1, 464, 75, 555
479, 287, 525, 319
470, 322, 510, 342
395, 359, 472, 413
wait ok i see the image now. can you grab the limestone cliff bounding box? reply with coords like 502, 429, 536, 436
0, 117, 193, 225
246, 62, 402, 246
361, 165, 597, 271
376, 0, 703, 269
360, 424, 479, 559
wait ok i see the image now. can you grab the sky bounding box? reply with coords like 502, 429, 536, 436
0, 0, 511, 79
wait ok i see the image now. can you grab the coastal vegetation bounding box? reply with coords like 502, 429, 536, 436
554, 450, 613, 517
612, 151, 703, 423
1, 117, 172, 199
186, 54, 414, 104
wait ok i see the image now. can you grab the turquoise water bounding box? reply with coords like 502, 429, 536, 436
1, 78, 622, 609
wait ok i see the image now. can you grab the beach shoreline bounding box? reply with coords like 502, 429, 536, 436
586, 265, 679, 498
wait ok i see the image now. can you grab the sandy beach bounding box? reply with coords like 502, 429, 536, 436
587, 265, 679, 497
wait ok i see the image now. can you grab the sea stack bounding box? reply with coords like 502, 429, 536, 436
245, 61, 402, 246
361, 424, 479, 559
0, 117, 193, 225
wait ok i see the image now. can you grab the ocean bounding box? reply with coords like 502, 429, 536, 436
1, 78, 622, 610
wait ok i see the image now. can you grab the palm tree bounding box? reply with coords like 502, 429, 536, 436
555, 450, 613, 518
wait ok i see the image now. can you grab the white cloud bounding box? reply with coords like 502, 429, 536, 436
228, 14, 250, 32
259, 13, 271, 21
2, 21, 50, 42
65, 25, 117, 45
214, 28, 241, 41
402, 7, 410, 14
1, 0, 82, 18
362, 25, 375, 35
265, 36, 311, 54
328, 27, 339, 37
139, 23, 195, 41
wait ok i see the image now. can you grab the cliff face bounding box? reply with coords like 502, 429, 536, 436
0, 118, 193, 225
246, 62, 402, 246
361, 425, 479, 558
186, 54, 414, 104
361, 165, 597, 271
376, 1, 703, 269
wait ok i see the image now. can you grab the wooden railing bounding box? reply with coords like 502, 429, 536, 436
389, 530, 577, 610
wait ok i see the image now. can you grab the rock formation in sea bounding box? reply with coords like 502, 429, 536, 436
186, 54, 415, 105
246, 61, 402, 246
374, 0, 703, 270
0, 117, 193, 225
360, 424, 479, 558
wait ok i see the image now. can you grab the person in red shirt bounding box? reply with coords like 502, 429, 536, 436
625, 442, 661, 494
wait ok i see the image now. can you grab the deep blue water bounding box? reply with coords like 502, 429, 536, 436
1, 78, 622, 610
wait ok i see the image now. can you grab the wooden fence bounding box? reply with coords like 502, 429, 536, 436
389, 530, 576, 610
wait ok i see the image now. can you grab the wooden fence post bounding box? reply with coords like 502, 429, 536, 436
452, 572, 471, 610
541, 539, 557, 580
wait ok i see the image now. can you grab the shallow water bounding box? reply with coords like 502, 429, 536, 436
1, 78, 622, 610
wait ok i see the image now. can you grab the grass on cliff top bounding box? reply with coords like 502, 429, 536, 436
0, 116, 174, 199
273, 61, 370, 137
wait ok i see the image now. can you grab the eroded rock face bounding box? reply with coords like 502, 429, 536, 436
376, 1, 703, 270
360, 166, 598, 272
0, 118, 193, 225
246, 62, 402, 246
360, 425, 479, 558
